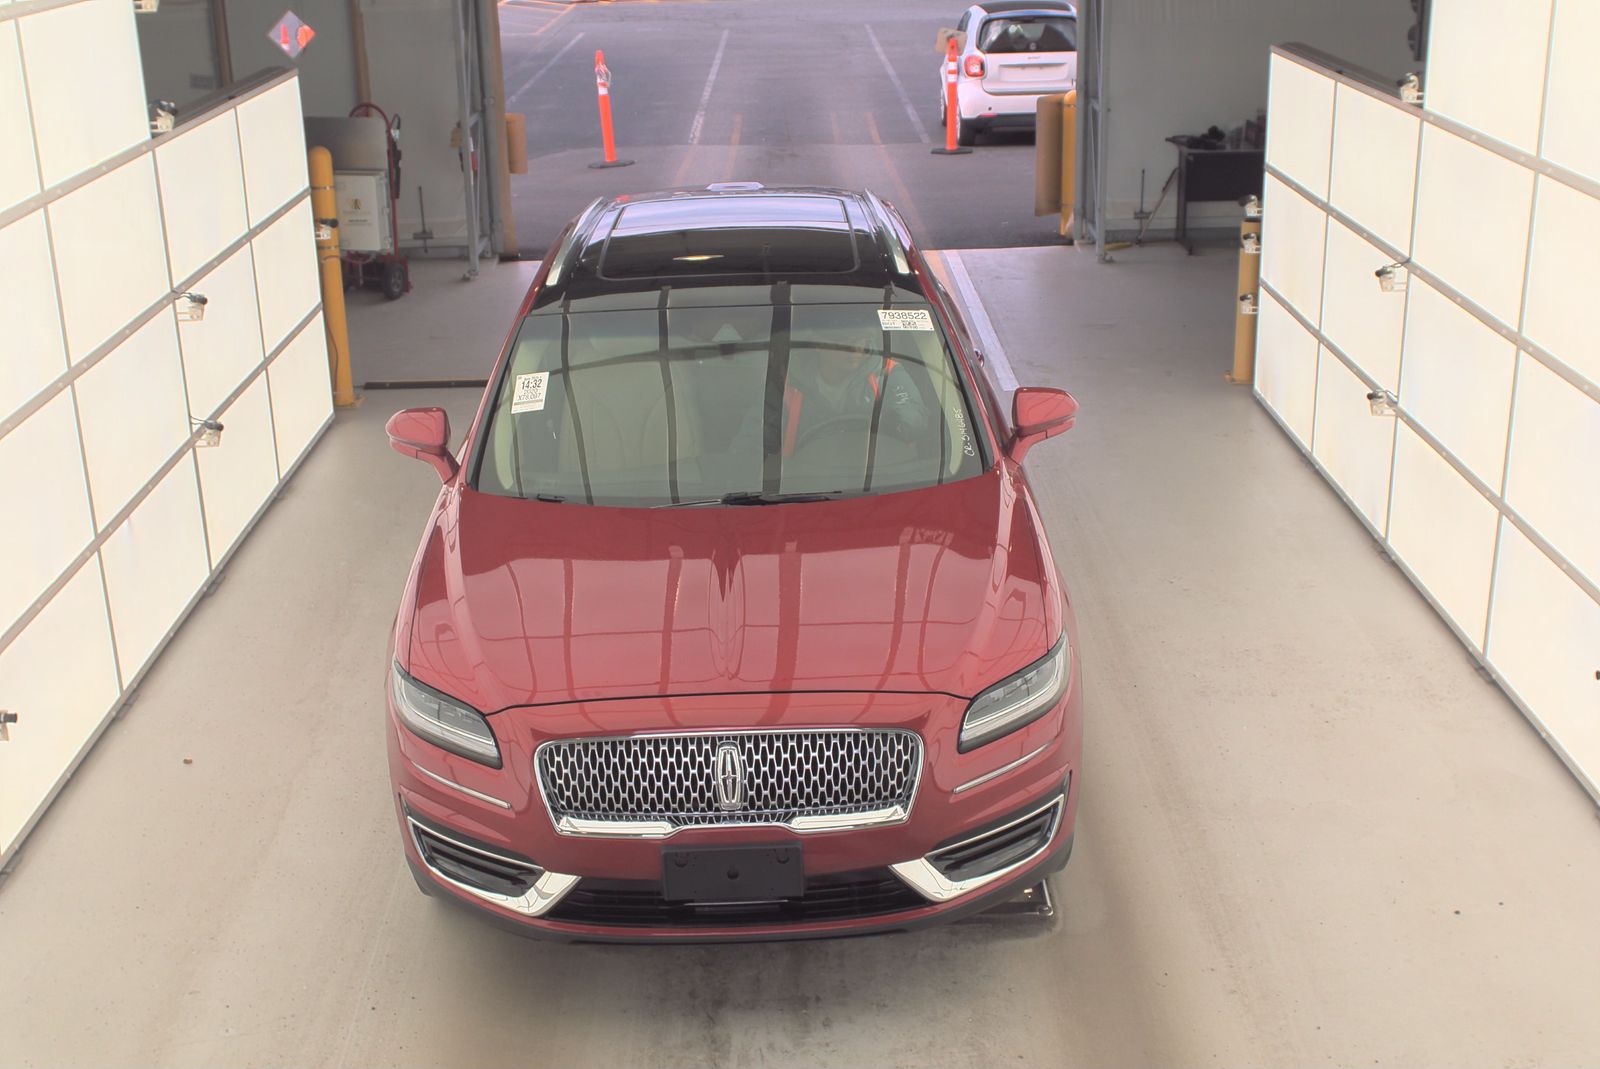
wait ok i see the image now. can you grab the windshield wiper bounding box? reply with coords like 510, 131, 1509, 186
655, 490, 847, 508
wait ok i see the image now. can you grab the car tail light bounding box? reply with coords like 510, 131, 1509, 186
963, 54, 985, 78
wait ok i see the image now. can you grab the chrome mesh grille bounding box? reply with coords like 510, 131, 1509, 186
537, 730, 921, 829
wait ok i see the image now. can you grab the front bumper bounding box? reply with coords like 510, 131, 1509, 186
403, 791, 1074, 943
387, 672, 1083, 942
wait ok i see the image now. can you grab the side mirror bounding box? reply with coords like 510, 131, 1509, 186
386, 407, 457, 482
1007, 387, 1077, 463
936, 28, 967, 55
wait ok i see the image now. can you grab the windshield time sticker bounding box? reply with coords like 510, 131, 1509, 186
877, 308, 935, 331
511, 371, 550, 413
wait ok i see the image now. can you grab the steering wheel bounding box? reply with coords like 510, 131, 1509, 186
791, 415, 877, 454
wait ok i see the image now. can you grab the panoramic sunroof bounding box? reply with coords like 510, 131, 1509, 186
600, 196, 858, 279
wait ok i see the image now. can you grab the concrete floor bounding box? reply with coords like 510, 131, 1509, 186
3, 244, 1599, 1068
345, 257, 540, 386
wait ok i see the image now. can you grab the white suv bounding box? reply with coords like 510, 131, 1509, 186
938, 1, 1079, 147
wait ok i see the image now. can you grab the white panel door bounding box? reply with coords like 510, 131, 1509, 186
0, 392, 94, 633
1521, 178, 1600, 389
1327, 84, 1420, 253
155, 111, 248, 285
252, 199, 320, 352
0, 556, 121, 857
1312, 352, 1394, 532
48, 155, 170, 362
1253, 291, 1320, 448
1540, 0, 1600, 183
1260, 174, 1327, 323
99, 458, 210, 679
74, 312, 190, 527
17, 0, 148, 189
195, 377, 279, 560
1502, 357, 1600, 588
1398, 277, 1517, 488
234, 78, 309, 227
1424, 0, 1551, 154
1265, 55, 1335, 199
268, 312, 332, 470
1385, 425, 1499, 648
176, 245, 265, 418
0, 22, 40, 213
0, 210, 67, 420
1319, 218, 1406, 391
1487, 521, 1600, 786
1412, 126, 1534, 328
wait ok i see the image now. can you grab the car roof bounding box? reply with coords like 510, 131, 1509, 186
531, 185, 926, 313
973, 1, 1075, 16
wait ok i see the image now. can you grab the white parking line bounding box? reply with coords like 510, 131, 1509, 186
864, 24, 930, 144
688, 29, 731, 145
507, 31, 585, 106
943, 251, 1018, 392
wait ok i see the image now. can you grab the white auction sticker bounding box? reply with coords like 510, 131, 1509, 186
511, 371, 549, 413
877, 308, 935, 331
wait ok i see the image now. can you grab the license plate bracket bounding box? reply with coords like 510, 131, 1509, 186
661, 844, 804, 903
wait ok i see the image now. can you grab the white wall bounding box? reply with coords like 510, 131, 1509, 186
0, 1, 332, 864
1095, 0, 1413, 240
1252, 1, 1600, 802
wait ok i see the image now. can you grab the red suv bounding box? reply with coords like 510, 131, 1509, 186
384, 184, 1082, 941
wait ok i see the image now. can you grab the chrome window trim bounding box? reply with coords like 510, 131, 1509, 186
890, 790, 1064, 903
407, 817, 578, 918
413, 762, 513, 810
951, 741, 1051, 795
534, 727, 924, 839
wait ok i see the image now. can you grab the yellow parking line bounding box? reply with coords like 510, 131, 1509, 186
529, 5, 574, 35
670, 145, 698, 187
720, 112, 744, 181
864, 111, 929, 238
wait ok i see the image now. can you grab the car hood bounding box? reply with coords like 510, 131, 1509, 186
401, 472, 1059, 712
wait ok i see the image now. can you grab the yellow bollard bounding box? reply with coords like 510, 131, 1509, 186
1059, 89, 1077, 236
308, 146, 356, 408
1034, 94, 1065, 217
1033, 92, 1078, 237
504, 112, 529, 175
1227, 217, 1263, 384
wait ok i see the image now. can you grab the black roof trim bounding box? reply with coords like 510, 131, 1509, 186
531, 186, 919, 311
861, 189, 914, 277
543, 196, 606, 290
974, 0, 1075, 14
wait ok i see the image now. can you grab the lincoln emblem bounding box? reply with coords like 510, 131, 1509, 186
714, 743, 745, 811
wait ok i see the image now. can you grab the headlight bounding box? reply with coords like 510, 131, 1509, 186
390, 663, 502, 767
958, 637, 1070, 752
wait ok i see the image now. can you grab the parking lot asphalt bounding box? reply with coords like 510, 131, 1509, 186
497, 0, 1055, 255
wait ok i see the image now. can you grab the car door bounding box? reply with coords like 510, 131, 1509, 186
976, 11, 1078, 95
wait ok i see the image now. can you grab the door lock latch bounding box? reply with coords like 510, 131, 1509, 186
0, 710, 16, 742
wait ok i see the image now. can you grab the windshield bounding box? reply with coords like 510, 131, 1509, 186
979, 16, 1077, 53
474, 299, 987, 506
